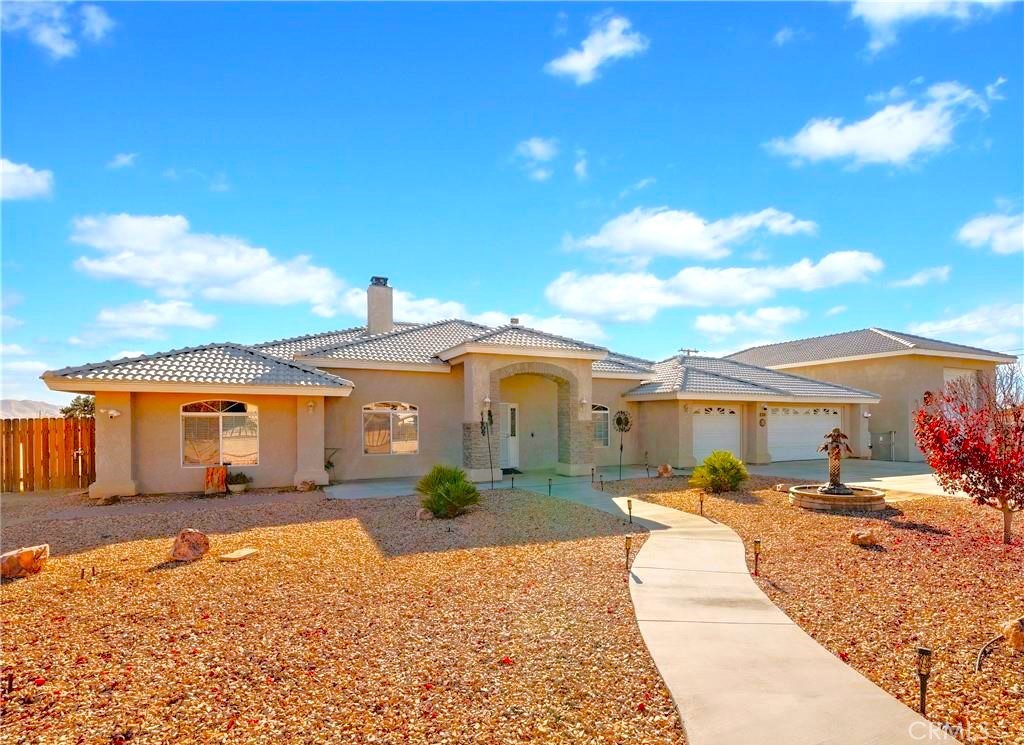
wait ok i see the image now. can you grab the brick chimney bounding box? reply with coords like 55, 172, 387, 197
367, 276, 394, 335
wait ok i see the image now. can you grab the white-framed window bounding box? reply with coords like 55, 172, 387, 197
363, 402, 419, 455
181, 400, 258, 467
592, 404, 610, 447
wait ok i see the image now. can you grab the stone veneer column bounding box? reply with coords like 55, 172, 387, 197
90, 391, 138, 499
294, 396, 330, 485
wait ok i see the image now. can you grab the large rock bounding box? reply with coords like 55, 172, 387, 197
849, 528, 880, 547
656, 464, 673, 478
416, 508, 435, 521
1003, 617, 1024, 653
170, 529, 210, 562
1, 544, 49, 579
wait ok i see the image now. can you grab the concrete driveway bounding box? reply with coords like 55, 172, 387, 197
746, 459, 962, 499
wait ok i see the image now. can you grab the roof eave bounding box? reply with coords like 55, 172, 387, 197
41, 376, 355, 397
766, 349, 1017, 369
296, 357, 451, 373
592, 370, 654, 380
438, 343, 606, 362
623, 391, 880, 404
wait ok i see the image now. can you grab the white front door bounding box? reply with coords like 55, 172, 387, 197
499, 403, 519, 469
767, 406, 842, 461
692, 406, 743, 463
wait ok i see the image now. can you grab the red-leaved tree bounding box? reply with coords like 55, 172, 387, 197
914, 364, 1024, 544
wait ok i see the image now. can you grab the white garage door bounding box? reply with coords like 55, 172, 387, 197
767, 406, 841, 461
692, 406, 743, 463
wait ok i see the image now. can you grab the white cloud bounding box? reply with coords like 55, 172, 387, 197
850, 0, 1011, 54
695, 306, 806, 338
1, 1, 113, 59
618, 177, 655, 199
889, 265, 951, 287
514, 137, 559, 182
3, 359, 49, 373
767, 80, 991, 168
1, 343, 29, 355
71, 214, 349, 317
574, 150, 589, 181
773, 26, 810, 46
1, 314, 24, 330
908, 303, 1024, 353
826, 305, 848, 316
79, 4, 113, 42
957, 211, 1023, 254
985, 75, 1007, 100
113, 350, 144, 359
1, 158, 54, 200
545, 13, 649, 85
106, 152, 138, 169
567, 206, 817, 265
546, 251, 884, 322
94, 299, 217, 339
866, 85, 909, 104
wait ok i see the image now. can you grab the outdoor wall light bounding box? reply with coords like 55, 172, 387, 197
307, 400, 316, 413
863, 411, 872, 419
99, 408, 121, 419
916, 646, 932, 715
483, 395, 491, 407
753, 538, 762, 577
579, 396, 588, 406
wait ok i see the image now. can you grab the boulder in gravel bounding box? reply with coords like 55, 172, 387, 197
170, 529, 210, 562
416, 508, 435, 521
849, 528, 880, 547
656, 464, 673, 478
1, 544, 49, 579
1003, 617, 1024, 652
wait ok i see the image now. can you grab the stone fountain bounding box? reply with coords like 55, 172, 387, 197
789, 428, 886, 511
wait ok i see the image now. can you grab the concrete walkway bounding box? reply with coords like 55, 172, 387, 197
531, 476, 956, 745
747, 458, 962, 499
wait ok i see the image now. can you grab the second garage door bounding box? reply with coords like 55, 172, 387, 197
692, 406, 743, 463
767, 406, 841, 461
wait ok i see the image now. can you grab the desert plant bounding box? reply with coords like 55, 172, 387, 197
416, 464, 479, 518
690, 450, 749, 494
226, 471, 253, 486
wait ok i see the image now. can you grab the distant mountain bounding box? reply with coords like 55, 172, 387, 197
1, 399, 63, 418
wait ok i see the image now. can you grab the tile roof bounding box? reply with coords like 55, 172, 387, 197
454, 324, 608, 353
255, 322, 421, 359
726, 328, 1016, 367
593, 351, 655, 375
45, 344, 353, 389
312, 319, 492, 365
626, 356, 878, 400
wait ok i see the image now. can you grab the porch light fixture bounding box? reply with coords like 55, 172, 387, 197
916, 646, 932, 715
753, 538, 762, 577
483, 395, 491, 407
307, 400, 316, 414
580, 396, 588, 406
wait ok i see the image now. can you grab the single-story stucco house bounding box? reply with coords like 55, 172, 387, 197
44, 277, 886, 498
726, 328, 1017, 462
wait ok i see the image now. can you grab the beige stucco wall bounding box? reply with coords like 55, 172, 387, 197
500, 374, 558, 471
323, 367, 464, 481
782, 355, 998, 461
591, 379, 644, 467
130, 392, 299, 494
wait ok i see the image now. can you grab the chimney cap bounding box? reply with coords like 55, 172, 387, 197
370, 276, 389, 287
510, 317, 520, 325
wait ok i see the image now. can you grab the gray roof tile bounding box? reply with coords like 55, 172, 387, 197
46, 344, 353, 389
255, 322, 421, 359
459, 325, 607, 353
627, 356, 878, 400
726, 328, 1015, 367
593, 351, 655, 375
313, 319, 491, 365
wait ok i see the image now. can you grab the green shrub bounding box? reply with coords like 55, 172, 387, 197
689, 450, 748, 493
226, 471, 253, 485
416, 464, 480, 518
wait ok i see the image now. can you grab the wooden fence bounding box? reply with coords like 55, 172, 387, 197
1, 418, 96, 493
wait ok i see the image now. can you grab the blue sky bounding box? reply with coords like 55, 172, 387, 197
2, 1, 1022, 403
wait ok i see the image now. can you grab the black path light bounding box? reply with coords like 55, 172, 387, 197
625, 534, 633, 571
613, 410, 633, 481
753, 538, 762, 577
916, 646, 932, 716
627, 498, 633, 524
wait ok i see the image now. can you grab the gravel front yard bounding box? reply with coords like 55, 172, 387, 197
1, 489, 684, 744
608, 476, 1023, 745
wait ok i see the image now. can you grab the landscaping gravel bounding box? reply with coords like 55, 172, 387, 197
1, 489, 684, 744
608, 475, 1023, 745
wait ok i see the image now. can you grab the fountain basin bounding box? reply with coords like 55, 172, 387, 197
789, 484, 887, 512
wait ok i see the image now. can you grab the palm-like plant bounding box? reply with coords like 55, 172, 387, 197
818, 427, 853, 494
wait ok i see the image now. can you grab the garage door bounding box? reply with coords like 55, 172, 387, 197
767, 406, 841, 461
692, 406, 742, 463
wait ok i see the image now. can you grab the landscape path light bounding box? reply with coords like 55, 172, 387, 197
753, 538, 762, 577
625, 534, 633, 572
916, 646, 932, 716
627, 498, 633, 524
